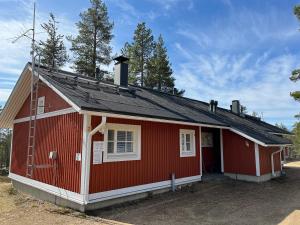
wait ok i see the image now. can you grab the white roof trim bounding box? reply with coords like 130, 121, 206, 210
0, 65, 80, 128
79, 109, 229, 129
0, 64, 31, 128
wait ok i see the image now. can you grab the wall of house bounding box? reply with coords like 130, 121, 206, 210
11, 83, 83, 193
15, 81, 71, 119
89, 116, 201, 193
259, 146, 281, 175
222, 130, 256, 176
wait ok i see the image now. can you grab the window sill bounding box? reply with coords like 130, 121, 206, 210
180, 151, 196, 158
104, 153, 141, 162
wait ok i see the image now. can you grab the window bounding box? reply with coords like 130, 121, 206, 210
180, 129, 196, 157
202, 132, 213, 147
37, 96, 45, 114
104, 123, 141, 162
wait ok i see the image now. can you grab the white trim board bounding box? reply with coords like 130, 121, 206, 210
13, 108, 76, 124
10, 172, 201, 205
80, 110, 228, 129
254, 143, 261, 176
9, 173, 84, 204
88, 175, 202, 203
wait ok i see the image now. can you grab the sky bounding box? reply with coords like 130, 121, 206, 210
0, 0, 299, 129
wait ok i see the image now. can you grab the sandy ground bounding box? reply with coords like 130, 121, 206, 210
1, 162, 300, 225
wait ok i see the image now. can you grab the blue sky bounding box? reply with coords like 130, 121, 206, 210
0, 0, 299, 129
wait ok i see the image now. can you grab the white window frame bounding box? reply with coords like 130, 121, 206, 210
37, 96, 45, 114
201, 132, 214, 147
179, 129, 196, 157
103, 123, 141, 162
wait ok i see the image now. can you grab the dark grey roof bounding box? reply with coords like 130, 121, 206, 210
37, 66, 292, 146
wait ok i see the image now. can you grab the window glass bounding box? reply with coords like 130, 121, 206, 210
117, 142, 126, 153
108, 130, 114, 141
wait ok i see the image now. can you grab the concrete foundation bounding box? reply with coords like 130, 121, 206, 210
12, 179, 185, 212
224, 171, 281, 182
12, 180, 85, 211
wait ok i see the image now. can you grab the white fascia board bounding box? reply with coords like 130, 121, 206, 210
0, 64, 31, 128
79, 110, 228, 129
13, 107, 76, 124
230, 128, 267, 147
38, 75, 81, 112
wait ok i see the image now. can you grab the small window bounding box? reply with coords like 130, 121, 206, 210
202, 132, 213, 147
104, 123, 141, 162
180, 129, 196, 157
37, 96, 45, 114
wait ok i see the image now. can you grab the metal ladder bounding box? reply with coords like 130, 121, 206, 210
26, 64, 40, 178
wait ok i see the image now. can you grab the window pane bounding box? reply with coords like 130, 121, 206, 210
127, 131, 133, 141
107, 142, 114, 153
108, 130, 114, 141
117, 131, 126, 141
117, 142, 126, 153
186, 143, 191, 151
186, 134, 190, 142
126, 142, 133, 152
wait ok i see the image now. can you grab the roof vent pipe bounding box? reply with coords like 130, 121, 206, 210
209, 100, 218, 113
113, 55, 129, 87
231, 100, 241, 115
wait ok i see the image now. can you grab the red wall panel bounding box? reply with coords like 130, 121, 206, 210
16, 81, 70, 119
11, 113, 83, 193
259, 146, 281, 175
89, 117, 201, 193
223, 130, 256, 176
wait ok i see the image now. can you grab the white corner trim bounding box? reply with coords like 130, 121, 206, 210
37, 74, 81, 112
80, 114, 91, 202
13, 107, 76, 124
220, 129, 224, 173
254, 143, 260, 176
199, 126, 202, 176
9, 172, 84, 204
88, 175, 202, 203
9, 129, 14, 173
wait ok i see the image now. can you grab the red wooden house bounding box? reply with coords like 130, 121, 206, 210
0, 57, 291, 211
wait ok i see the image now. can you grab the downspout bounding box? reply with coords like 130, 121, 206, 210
271, 146, 283, 177
83, 116, 107, 204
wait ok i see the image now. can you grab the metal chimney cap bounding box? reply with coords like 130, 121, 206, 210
113, 55, 129, 63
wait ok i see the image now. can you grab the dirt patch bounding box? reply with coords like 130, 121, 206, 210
0, 176, 128, 225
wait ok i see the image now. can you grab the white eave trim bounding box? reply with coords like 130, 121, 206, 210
79, 110, 228, 129
13, 107, 76, 124
35, 71, 81, 112
230, 128, 291, 147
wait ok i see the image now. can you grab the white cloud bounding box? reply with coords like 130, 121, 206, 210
174, 44, 299, 127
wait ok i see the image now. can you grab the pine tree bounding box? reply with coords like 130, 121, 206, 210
37, 13, 68, 69
68, 0, 113, 78
146, 35, 185, 96
121, 22, 155, 86
145, 35, 174, 90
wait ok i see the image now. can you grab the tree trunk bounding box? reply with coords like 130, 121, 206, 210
92, 25, 97, 78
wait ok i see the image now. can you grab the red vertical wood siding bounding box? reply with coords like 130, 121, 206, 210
15, 81, 71, 119
259, 146, 281, 175
223, 130, 256, 176
89, 116, 201, 193
11, 113, 83, 193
